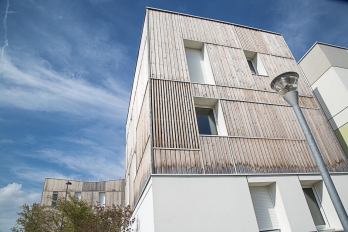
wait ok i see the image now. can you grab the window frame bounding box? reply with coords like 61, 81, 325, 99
195, 106, 218, 135
302, 186, 331, 231
247, 59, 258, 75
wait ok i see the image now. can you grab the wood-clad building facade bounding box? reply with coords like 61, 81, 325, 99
126, 8, 348, 232
40, 178, 125, 207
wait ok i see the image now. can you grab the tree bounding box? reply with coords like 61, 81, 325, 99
12, 195, 134, 232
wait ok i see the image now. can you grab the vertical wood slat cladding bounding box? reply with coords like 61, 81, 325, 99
217, 85, 318, 109
134, 142, 152, 205
259, 54, 312, 97
260, 32, 292, 58
235, 26, 268, 54
303, 109, 348, 172
136, 86, 150, 170
200, 136, 235, 174
221, 100, 306, 140
228, 138, 318, 173
207, 44, 256, 88
178, 14, 241, 48
153, 149, 204, 174
152, 79, 200, 149
191, 83, 219, 98
148, 11, 189, 81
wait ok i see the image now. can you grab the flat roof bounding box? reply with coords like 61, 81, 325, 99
298, 41, 348, 64
146, 7, 281, 36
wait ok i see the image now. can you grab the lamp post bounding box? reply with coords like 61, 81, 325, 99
271, 71, 348, 231
60, 181, 72, 231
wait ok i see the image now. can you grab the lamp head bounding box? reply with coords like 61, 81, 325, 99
270, 71, 299, 96
66, 181, 72, 185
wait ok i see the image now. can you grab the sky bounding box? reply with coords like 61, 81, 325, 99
0, 0, 347, 230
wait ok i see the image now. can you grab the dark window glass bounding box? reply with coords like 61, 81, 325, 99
51, 201, 57, 206
303, 188, 326, 226
195, 107, 217, 135
52, 192, 58, 201
248, 60, 257, 75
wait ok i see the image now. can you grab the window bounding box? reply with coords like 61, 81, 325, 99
74, 192, 81, 200
51, 191, 58, 206
247, 59, 257, 75
194, 97, 228, 136
184, 40, 215, 85
244, 50, 267, 76
249, 186, 280, 232
195, 107, 217, 135
303, 187, 330, 231
99, 192, 105, 206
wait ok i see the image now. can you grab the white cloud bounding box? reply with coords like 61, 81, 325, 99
0, 55, 128, 121
0, 183, 41, 232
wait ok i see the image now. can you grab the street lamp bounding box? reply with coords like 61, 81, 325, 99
271, 71, 348, 231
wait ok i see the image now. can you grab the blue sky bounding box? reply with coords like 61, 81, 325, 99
0, 0, 347, 230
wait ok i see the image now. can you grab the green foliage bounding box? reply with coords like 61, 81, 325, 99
12, 195, 134, 232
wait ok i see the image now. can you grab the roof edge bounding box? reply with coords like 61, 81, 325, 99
146, 7, 281, 36
298, 41, 348, 64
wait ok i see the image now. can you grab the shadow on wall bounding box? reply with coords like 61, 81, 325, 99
313, 88, 348, 157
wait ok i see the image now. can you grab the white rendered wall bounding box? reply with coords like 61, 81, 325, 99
132, 179, 155, 232
248, 175, 317, 232
151, 176, 259, 232
312, 67, 348, 129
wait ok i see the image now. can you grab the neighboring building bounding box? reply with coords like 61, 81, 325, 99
299, 42, 348, 157
40, 178, 125, 207
125, 8, 348, 232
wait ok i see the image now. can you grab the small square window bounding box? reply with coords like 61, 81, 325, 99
74, 192, 81, 200
195, 107, 218, 135
51, 201, 57, 206
244, 50, 267, 76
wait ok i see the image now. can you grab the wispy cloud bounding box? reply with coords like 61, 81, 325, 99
1, 0, 9, 62
0, 183, 41, 232
0, 55, 128, 120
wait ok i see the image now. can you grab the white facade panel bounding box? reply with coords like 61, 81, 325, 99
132, 179, 155, 232
329, 107, 348, 130
152, 176, 259, 232
312, 67, 348, 121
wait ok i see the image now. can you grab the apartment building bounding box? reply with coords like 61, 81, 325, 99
299, 42, 348, 157
40, 178, 124, 207
125, 8, 348, 232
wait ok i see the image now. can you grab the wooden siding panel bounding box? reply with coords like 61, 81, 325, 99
303, 108, 348, 172
220, 100, 306, 140
149, 11, 189, 81
200, 136, 235, 174
178, 14, 241, 48
134, 141, 152, 205
260, 32, 292, 58
259, 54, 312, 97
228, 138, 318, 173
154, 149, 204, 174
207, 44, 256, 88
152, 79, 200, 149
191, 83, 219, 98
235, 26, 268, 53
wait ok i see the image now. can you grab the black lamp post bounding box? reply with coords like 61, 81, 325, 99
271, 71, 348, 231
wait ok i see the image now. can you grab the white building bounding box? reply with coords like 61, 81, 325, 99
299, 42, 348, 157
125, 8, 348, 232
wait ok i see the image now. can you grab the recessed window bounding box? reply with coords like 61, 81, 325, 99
302, 187, 329, 230
249, 186, 280, 232
194, 97, 228, 136
99, 192, 106, 206
195, 107, 217, 135
244, 50, 267, 76
185, 40, 215, 85
247, 59, 257, 75
74, 192, 81, 200
51, 191, 58, 206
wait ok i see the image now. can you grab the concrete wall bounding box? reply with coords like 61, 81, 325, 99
133, 174, 348, 232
